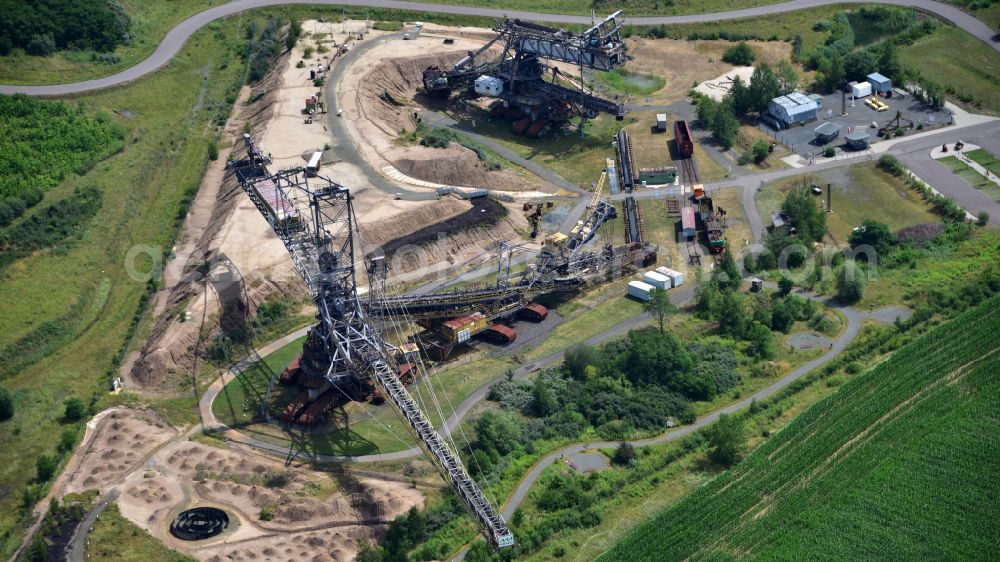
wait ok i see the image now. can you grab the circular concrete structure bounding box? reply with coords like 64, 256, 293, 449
170, 507, 230, 541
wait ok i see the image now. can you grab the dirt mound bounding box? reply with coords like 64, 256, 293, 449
359, 51, 465, 136
389, 144, 540, 191
129, 72, 308, 388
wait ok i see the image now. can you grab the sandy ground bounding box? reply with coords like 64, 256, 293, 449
335, 24, 553, 195
62, 409, 177, 497
623, 39, 792, 104
695, 66, 758, 102
114, 437, 425, 561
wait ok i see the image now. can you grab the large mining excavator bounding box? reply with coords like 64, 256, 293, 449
422, 11, 630, 136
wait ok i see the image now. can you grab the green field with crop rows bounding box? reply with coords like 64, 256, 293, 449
599, 296, 1000, 561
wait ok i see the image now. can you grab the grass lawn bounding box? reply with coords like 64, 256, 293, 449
757, 162, 940, 244
596, 69, 666, 97
86, 503, 195, 562
0, 14, 250, 557
599, 296, 1000, 561
901, 25, 1000, 115
965, 148, 1000, 177
937, 155, 1000, 201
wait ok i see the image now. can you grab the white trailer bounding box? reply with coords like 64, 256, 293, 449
643, 271, 670, 290
628, 280, 654, 301
656, 267, 685, 288
306, 151, 322, 176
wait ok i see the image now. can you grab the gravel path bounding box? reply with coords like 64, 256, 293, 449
1, 0, 997, 96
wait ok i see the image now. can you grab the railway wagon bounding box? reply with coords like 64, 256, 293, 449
674, 120, 694, 158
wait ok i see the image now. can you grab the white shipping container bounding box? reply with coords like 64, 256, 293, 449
628, 281, 654, 302
643, 271, 670, 290
474, 75, 504, 97
656, 267, 684, 288
852, 81, 872, 99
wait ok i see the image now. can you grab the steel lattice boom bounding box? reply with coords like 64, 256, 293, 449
229, 135, 514, 549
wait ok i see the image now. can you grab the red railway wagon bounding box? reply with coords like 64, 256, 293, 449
674, 120, 694, 158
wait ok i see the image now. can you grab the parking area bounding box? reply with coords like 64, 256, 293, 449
762, 90, 954, 157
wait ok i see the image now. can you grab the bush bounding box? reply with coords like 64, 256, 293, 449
722, 42, 756, 65
207, 140, 219, 161
613, 442, 636, 466
877, 154, 906, 176
978, 211, 989, 226
25, 33, 56, 56
752, 140, 769, 163
62, 397, 86, 422
36, 454, 58, 482
836, 261, 867, 304
57, 429, 77, 454
824, 146, 836, 158
0, 385, 13, 421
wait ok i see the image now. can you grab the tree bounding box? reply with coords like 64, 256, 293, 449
504, 367, 515, 382
707, 414, 746, 467
696, 95, 719, 128
0, 385, 13, 421
62, 397, 86, 422
563, 344, 600, 380
878, 41, 902, 82
531, 376, 558, 417
717, 291, 748, 338
782, 184, 827, 243
814, 50, 845, 93
722, 42, 756, 66
748, 63, 780, 114
778, 276, 794, 296
848, 219, 895, 255
36, 454, 58, 482
752, 139, 769, 163
643, 287, 677, 334
726, 75, 752, 117
613, 442, 636, 466
836, 261, 867, 304
770, 297, 800, 333
978, 211, 990, 227
713, 244, 742, 291
25, 33, 56, 56
619, 330, 694, 388
710, 106, 739, 149
746, 320, 776, 359
475, 410, 524, 456
776, 59, 799, 95
844, 49, 879, 82
57, 429, 77, 454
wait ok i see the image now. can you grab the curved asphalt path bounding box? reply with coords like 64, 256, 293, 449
1, 0, 998, 96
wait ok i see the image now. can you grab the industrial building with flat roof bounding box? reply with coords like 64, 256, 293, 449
767, 92, 819, 127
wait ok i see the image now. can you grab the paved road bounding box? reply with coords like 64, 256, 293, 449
68, 489, 119, 562
895, 122, 1000, 224
1, 0, 997, 96
325, 30, 438, 200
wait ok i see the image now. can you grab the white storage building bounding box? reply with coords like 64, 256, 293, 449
628, 281, 654, 302
643, 271, 670, 290
767, 92, 819, 127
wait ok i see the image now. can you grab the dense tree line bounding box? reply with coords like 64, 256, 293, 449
475, 328, 745, 480
0, 95, 124, 228
0, 0, 130, 55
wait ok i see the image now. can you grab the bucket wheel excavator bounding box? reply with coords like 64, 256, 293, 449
422, 11, 630, 136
